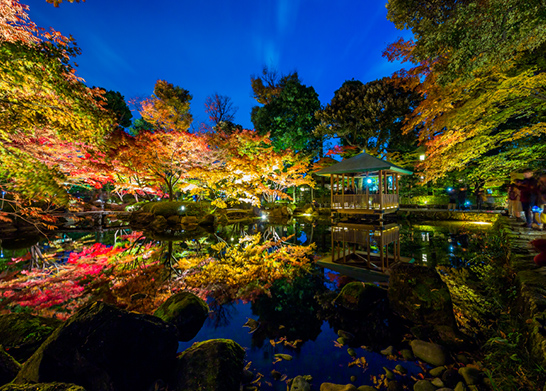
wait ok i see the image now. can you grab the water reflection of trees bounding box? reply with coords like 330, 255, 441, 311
249, 275, 327, 348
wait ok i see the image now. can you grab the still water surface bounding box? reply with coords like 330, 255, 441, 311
0, 219, 492, 389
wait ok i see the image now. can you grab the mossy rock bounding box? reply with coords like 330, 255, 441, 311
0, 383, 86, 391
334, 282, 386, 312
171, 338, 245, 391
0, 314, 62, 363
14, 301, 178, 391
154, 291, 209, 341
0, 345, 21, 386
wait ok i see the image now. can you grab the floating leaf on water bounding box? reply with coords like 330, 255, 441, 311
243, 318, 260, 333
274, 353, 293, 361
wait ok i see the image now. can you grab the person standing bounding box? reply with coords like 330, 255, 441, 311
457, 186, 467, 210
507, 183, 520, 219
518, 171, 538, 228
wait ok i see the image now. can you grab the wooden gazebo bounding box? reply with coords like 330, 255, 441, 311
315, 152, 412, 217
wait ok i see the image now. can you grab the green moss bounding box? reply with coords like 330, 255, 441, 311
0, 314, 62, 363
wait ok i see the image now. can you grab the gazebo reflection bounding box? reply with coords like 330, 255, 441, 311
329, 222, 401, 275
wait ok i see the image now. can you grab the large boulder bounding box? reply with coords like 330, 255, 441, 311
388, 263, 457, 332
410, 340, 448, 367
0, 314, 62, 363
334, 282, 387, 312
0, 383, 86, 391
170, 338, 245, 391
14, 301, 178, 391
0, 345, 20, 386
153, 291, 209, 341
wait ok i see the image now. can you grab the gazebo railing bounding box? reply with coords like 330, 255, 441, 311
331, 194, 399, 211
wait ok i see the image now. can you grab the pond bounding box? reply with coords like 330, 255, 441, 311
0, 218, 494, 389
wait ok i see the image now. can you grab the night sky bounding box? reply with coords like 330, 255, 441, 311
27, 0, 412, 130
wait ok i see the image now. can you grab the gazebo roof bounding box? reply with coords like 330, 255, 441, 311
315, 152, 413, 176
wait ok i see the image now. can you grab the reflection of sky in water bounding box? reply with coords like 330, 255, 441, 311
178, 300, 424, 390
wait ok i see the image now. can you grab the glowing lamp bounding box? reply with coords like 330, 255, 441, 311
366, 179, 372, 184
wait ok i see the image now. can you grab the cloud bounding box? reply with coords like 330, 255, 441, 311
277, 0, 301, 35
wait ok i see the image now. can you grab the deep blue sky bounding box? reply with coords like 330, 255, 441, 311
27, 0, 412, 130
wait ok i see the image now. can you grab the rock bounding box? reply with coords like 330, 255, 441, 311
271, 370, 282, 380
320, 384, 357, 391
335, 282, 387, 312
0, 383, 86, 391
167, 215, 180, 226
14, 301, 178, 391
0, 345, 20, 386
291, 375, 311, 391
394, 364, 407, 374
199, 214, 216, 226
413, 380, 436, 391
380, 346, 395, 356
347, 348, 356, 357
388, 263, 457, 332
431, 377, 444, 387
429, 366, 446, 377
410, 340, 448, 366
458, 366, 482, 385
129, 211, 154, 228
387, 380, 403, 391
180, 216, 198, 225
442, 368, 462, 388
350, 375, 357, 382
0, 314, 62, 363
171, 338, 245, 391
150, 215, 168, 231
153, 291, 209, 341
357, 386, 377, 391
401, 349, 414, 360
454, 381, 466, 391
455, 354, 469, 365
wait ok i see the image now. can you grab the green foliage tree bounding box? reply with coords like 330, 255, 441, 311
251, 76, 322, 158
384, 0, 546, 184
101, 89, 133, 130
315, 77, 421, 159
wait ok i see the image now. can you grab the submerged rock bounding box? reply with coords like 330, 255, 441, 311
14, 301, 178, 391
458, 366, 483, 385
153, 291, 209, 341
0, 314, 62, 363
0, 383, 86, 391
171, 338, 245, 391
290, 376, 311, 391
0, 345, 20, 386
410, 340, 448, 367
